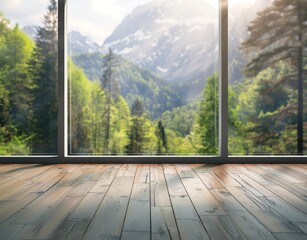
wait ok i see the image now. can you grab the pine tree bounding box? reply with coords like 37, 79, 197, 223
196, 74, 219, 154
100, 48, 119, 154
30, 0, 58, 153
241, 0, 307, 153
156, 121, 167, 154
126, 98, 146, 154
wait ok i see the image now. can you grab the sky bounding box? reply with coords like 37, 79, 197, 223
0, 0, 151, 44
1, 0, 255, 44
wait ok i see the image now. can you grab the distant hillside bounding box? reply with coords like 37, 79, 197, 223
72, 52, 183, 118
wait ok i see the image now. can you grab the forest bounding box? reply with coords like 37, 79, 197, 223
0, 0, 306, 155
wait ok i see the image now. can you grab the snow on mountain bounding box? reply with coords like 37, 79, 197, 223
22, 26, 104, 56
103, 0, 218, 83
68, 31, 104, 55
102, 0, 270, 83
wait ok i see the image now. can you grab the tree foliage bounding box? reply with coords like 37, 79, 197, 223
241, 0, 307, 153
30, 0, 58, 153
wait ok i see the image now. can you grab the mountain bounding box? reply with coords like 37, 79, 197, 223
72, 52, 183, 118
102, 0, 271, 84
22, 26, 102, 56
22, 25, 38, 39
103, 0, 218, 83
67, 31, 103, 55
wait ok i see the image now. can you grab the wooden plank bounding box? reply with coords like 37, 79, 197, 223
259, 196, 307, 223
121, 231, 150, 240
295, 222, 307, 234
273, 233, 307, 240
195, 171, 224, 189
67, 180, 96, 197
258, 165, 304, 184
162, 164, 177, 175
267, 185, 307, 214
0, 224, 34, 240
151, 207, 180, 240
135, 164, 149, 183
295, 183, 307, 192
89, 165, 120, 193
164, 169, 210, 240
227, 186, 299, 232
82, 177, 134, 240
151, 165, 171, 207
12, 187, 72, 224
30, 174, 64, 193
55, 170, 83, 187
1, 163, 307, 239
272, 165, 307, 182
64, 221, 89, 240
0, 192, 42, 223
285, 165, 307, 177
175, 165, 226, 216
122, 183, 150, 235
171, 195, 200, 220
22, 196, 82, 239
210, 188, 245, 211
248, 166, 307, 199
69, 192, 105, 221
238, 165, 272, 186
188, 164, 217, 173
0, 181, 40, 201
200, 215, 247, 240
116, 164, 137, 177
52, 221, 75, 240
209, 167, 241, 187
176, 219, 210, 240
228, 173, 275, 196
175, 164, 195, 178
228, 211, 276, 240
164, 174, 186, 196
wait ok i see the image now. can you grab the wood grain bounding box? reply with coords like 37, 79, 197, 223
0, 163, 306, 240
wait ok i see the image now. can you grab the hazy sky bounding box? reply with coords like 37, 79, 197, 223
1, 0, 151, 44
67, 0, 151, 44
1, 0, 254, 44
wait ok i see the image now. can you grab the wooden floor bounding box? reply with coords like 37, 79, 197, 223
0, 164, 306, 240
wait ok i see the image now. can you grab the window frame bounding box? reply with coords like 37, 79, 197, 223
0, 0, 306, 163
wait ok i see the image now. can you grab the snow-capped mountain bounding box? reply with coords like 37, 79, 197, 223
102, 0, 270, 83
67, 31, 103, 55
22, 26, 103, 56
103, 0, 218, 83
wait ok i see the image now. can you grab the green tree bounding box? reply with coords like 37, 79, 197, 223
241, 0, 307, 153
109, 96, 130, 154
235, 64, 296, 154
156, 121, 167, 154
100, 48, 119, 153
196, 74, 219, 154
126, 99, 147, 154
30, 0, 58, 153
0, 14, 35, 155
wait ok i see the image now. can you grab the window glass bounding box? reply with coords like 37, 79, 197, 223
67, 0, 219, 155
0, 0, 58, 155
228, 0, 307, 155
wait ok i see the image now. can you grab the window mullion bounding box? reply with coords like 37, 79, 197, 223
58, 0, 66, 160
219, 0, 228, 159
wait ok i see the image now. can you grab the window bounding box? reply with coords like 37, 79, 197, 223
228, 0, 307, 156
0, 0, 306, 162
0, 0, 58, 156
67, 0, 219, 156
